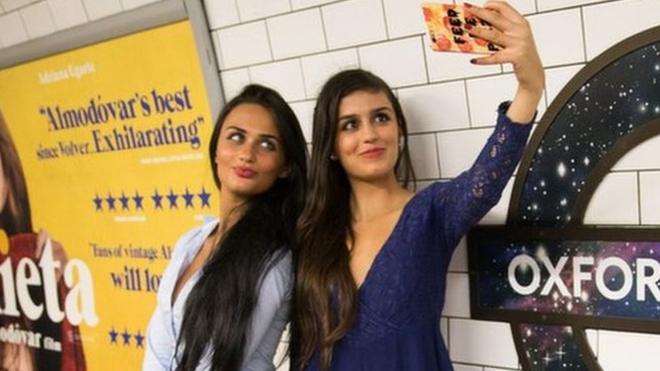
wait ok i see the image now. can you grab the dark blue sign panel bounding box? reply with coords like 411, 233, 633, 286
470, 228, 660, 331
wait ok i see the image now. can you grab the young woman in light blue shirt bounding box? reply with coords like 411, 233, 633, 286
143, 85, 307, 371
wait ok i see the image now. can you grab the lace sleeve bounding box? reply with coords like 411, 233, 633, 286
437, 102, 533, 250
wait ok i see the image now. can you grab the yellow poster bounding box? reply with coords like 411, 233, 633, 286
0, 20, 216, 370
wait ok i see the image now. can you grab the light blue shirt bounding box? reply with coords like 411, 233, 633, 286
143, 218, 292, 371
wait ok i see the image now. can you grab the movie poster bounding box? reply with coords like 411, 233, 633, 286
0, 20, 216, 370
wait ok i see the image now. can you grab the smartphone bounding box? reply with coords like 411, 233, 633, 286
422, 3, 500, 54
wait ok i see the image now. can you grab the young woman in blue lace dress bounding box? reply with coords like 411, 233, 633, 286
293, 2, 545, 370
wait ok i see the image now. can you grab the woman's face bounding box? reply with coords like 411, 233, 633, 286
215, 103, 288, 200
334, 90, 400, 183
0, 155, 7, 212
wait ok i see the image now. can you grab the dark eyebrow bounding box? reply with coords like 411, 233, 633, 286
338, 106, 393, 122
373, 106, 394, 114
226, 125, 281, 143
225, 125, 246, 133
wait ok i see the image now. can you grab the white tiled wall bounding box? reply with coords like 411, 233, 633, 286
20, 1, 55, 39
2, 0, 660, 370
266, 8, 326, 60
0, 0, 164, 48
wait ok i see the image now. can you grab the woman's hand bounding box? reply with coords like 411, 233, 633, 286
466, 1, 545, 123
36, 229, 68, 282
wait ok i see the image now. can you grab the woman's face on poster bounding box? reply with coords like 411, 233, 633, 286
0, 155, 6, 212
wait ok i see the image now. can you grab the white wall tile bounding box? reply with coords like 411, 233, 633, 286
322, 0, 387, 49
640, 171, 660, 225
237, 0, 289, 22
82, 0, 121, 21
586, 329, 598, 358
204, 0, 239, 29
598, 330, 660, 371
220, 68, 250, 101
437, 128, 491, 178
249, 59, 306, 101
424, 38, 501, 83
613, 134, 660, 171
528, 9, 585, 67
583, 172, 639, 225
583, 0, 660, 60
504, 0, 536, 14
456, 0, 536, 15
398, 81, 470, 133
537, 0, 600, 11
408, 133, 440, 179
479, 177, 515, 225
20, 2, 54, 39
467, 74, 518, 127
544, 64, 584, 106
301, 48, 359, 98
0, 0, 32, 12
267, 8, 326, 60
443, 272, 470, 318
48, 0, 87, 30
292, 0, 335, 10
440, 317, 448, 344
216, 21, 271, 69
449, 237, 468, 273
450, 318, 518, 367
358, 37, 427, 88
454, 364, 482, 371
382, 0, 425, 38
120, 0, 157, 10
467, 74, 546, 127
290, 100, 315, 143
0, 11, 28, 46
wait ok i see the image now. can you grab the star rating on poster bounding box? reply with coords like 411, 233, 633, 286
108, 326, 145, 348
93, 187, 212, 212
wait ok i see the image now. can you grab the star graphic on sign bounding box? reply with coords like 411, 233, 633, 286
119, 192, 130, 211
121, 328, 131, 346
167, 189, 178, 209
182, 188, 195, 208
134, 331, 144, 348
106, 193, 116, 211
109, 327, 118, 344
93, 194, 103, 211
152, 190, 163, 209
198, 187, 211, 208
133, 191, 144, 210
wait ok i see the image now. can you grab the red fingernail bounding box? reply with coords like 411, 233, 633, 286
470, 59, 477, 64
464, 24, 473, 30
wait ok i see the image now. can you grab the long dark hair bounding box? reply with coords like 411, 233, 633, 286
175, 85, 308, 371
0, 111, 33, 236
294, 69, 415, 370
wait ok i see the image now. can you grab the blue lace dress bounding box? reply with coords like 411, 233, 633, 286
305, 103, 533, 371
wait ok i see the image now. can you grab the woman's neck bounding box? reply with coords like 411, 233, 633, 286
348, 173, 412, 223
217, 190, 248, 234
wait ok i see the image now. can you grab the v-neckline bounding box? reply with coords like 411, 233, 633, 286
355, 195, 416, 293
170, 219, 220, 309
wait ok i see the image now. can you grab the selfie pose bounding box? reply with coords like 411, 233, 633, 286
143, 85, 307, 371
293, 2, 544, 370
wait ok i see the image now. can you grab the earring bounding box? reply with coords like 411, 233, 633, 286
330, 154, 338, 160
398, 137, 405, 151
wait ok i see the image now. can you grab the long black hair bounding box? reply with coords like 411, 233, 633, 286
175, 84, 308, 371
294, 69, 415, 370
